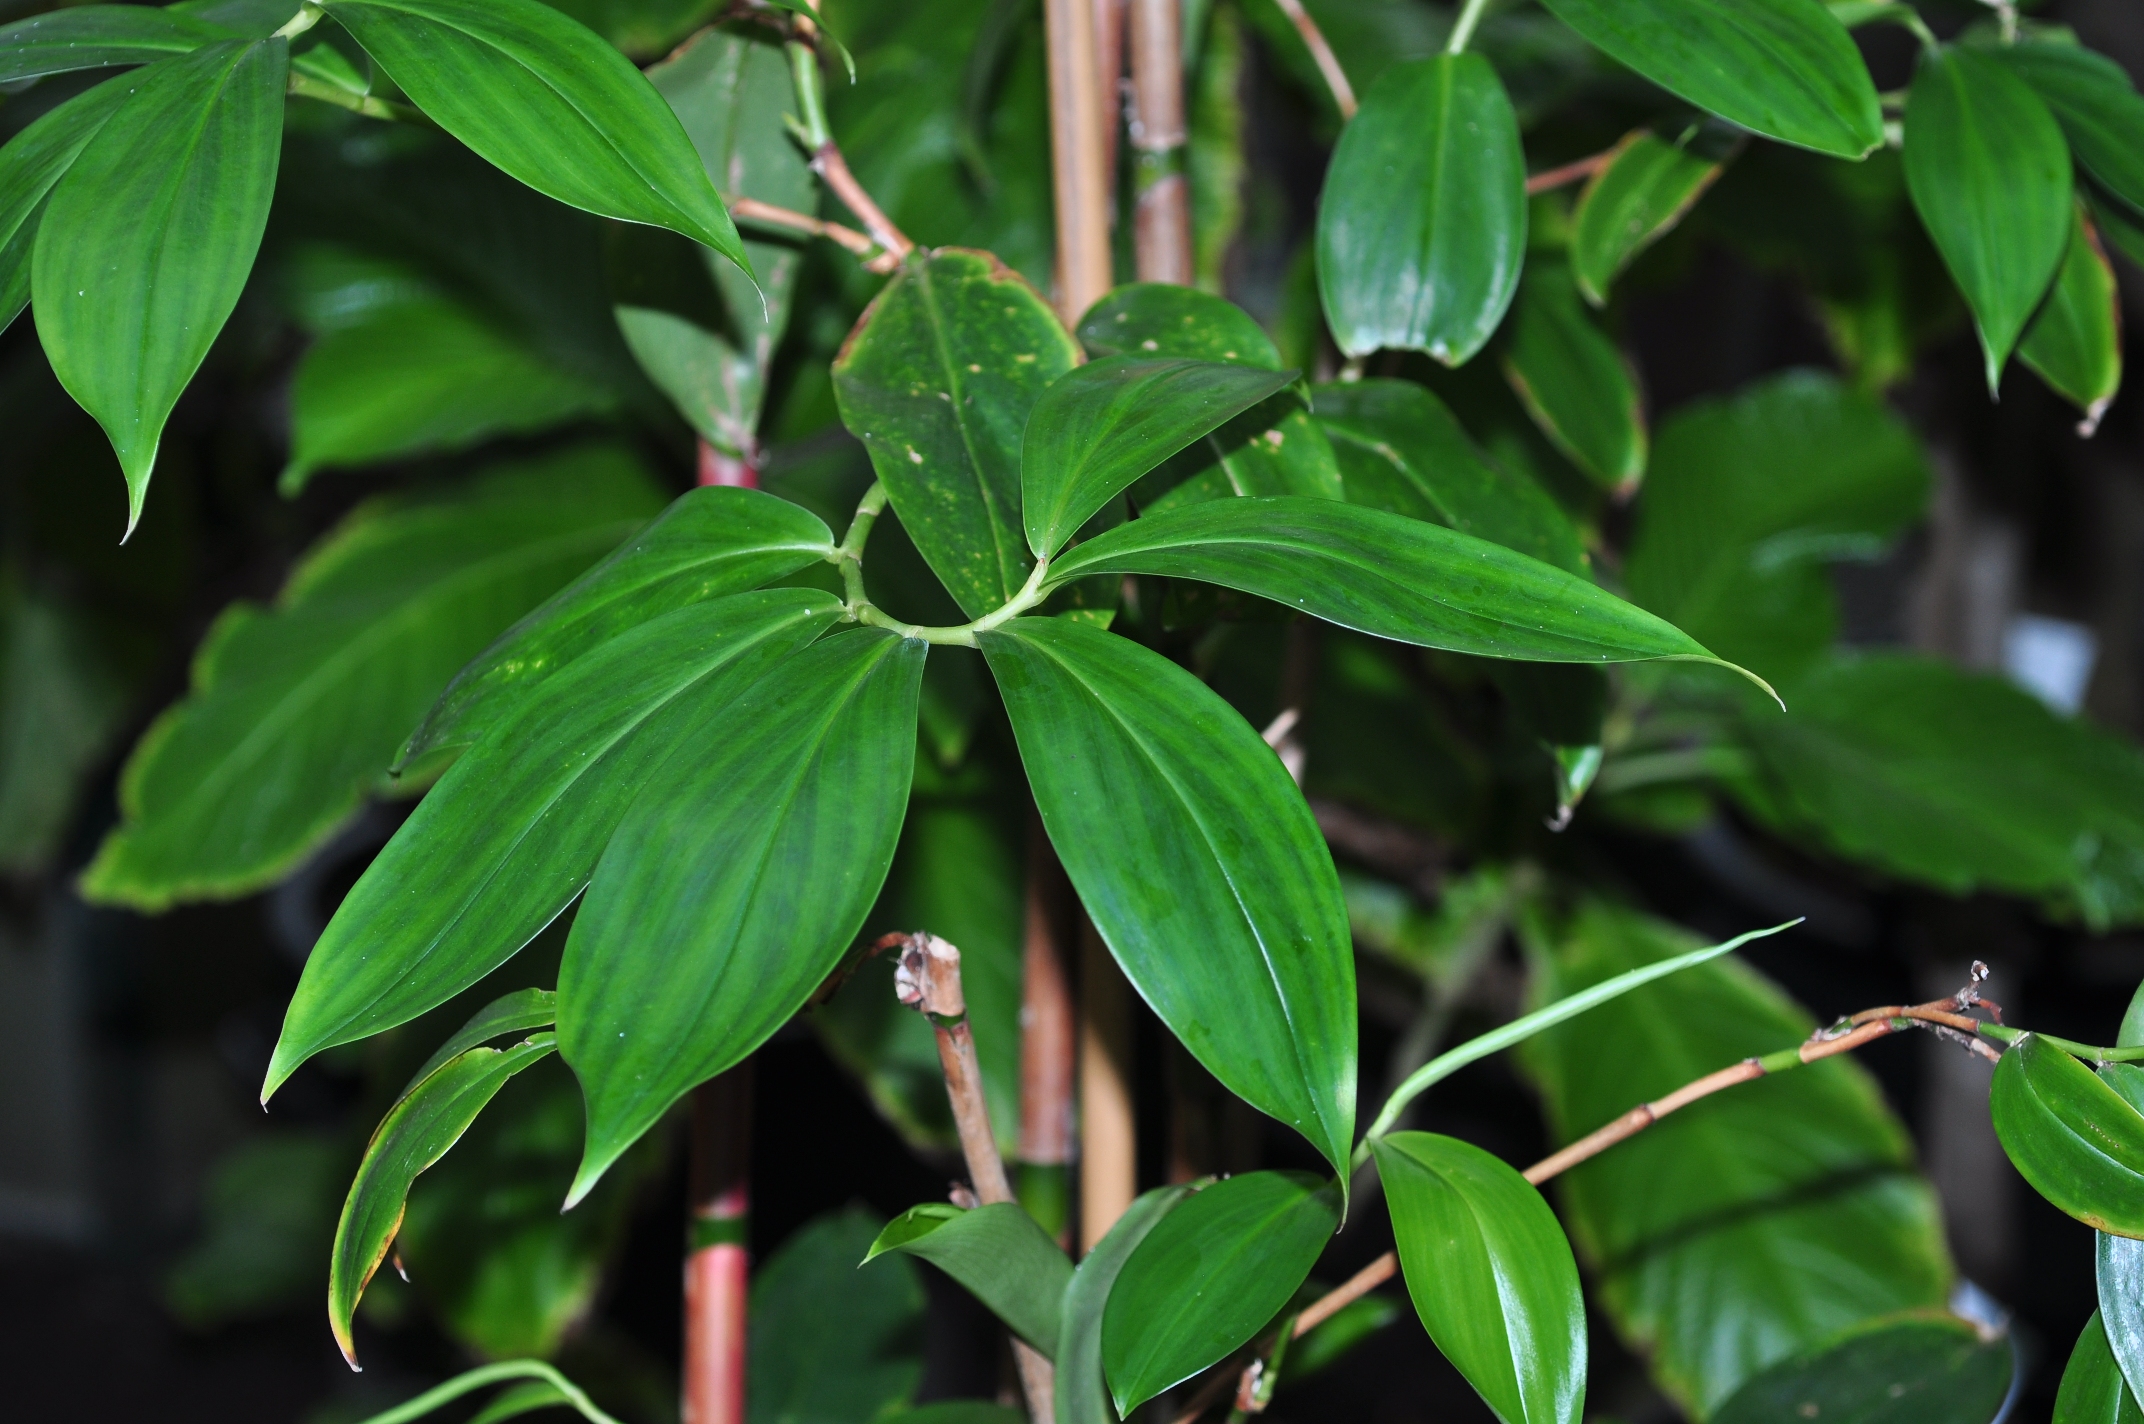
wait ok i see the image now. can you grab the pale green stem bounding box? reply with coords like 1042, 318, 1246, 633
1977, 1024, 2144, 1064
274, 2, 324, 39
787, 39, 833, 150
349, 1361, 623, 1424
832, 483, 1052, 646
1445, 0, 1494, 54
287, 70, 420, 122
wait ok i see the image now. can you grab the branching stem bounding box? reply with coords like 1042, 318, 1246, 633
349, 1361, 624, 1424
832, 483, 1052, 645
286, 71, 423, 123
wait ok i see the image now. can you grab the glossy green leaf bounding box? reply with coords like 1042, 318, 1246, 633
32, 37, 287, 536
2020, 204, 2123, 434
402, 989, 559, 1097
82, 448, 662, 911
1312, 379, 1585, 574
1991, 40, 2144, 222
1023, 356, 1297, 557
1992, 1034, 2144, 1237
1101, 1172, 1341, 1414
1571, 129, 1727, 306
1725, 653, 2144, 929
2060, 1313, 2144, 1424
0, 5, 226, 82
1625, 370, 1928, 685
751, 1209, 925, 1424
834, 249, 1080, 617
1709, 1313, 2012, 1424
1376, 1132, 1585, 1424
329, 1032, 557, 1366
1045, 498, 1738, 674
1538, 0, 1882, 159
1518, 901, 1953, 1415
403, 485, 835, 762
866, 1202, 1071, 1353
559, 629, 924, 1202
1903, 45, 2072, 394
1077, 283, 1283, 366
317, 0, 746, 271
1317, 53, 1525, 364
0, 72, 138, 332
1500, 263, 1648, 493
266, 592, 839, 1098
1057, 1185, 1190, 1424
282, 293, 618, 493
2100, 1224, 2144, 1407
979, 618, 1356, 1173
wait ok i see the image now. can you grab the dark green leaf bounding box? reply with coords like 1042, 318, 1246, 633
1992, 1034, 2144, 1237
2019, 204, 2123, 434
833, 249, 1081, 617
33, 38, 287, 535
751, 1209, 925, 1424
0, 73, 138, 331
1725, 653, 2144, 929
1625, 371, 1928, 685
979, 618, 1356, 1174
404, 485, 835, 762
1312, 379, 1586, 574
318, 0, 747, 270
559, 629, 924, 1201
164, 1133, 346, 1328
1500, 263, 1648, 493
1044, 498, 1740, 674
1708, 1313, 2012, 1424
1518, 902, 1953, 1415
329, 1033, 557, 1366
1317, 53, 1525, 364
866, 1202, 1071, 1353
1990, 40, 2144, 222
265, 592, 838, 1098
2099, 1226, 2144, 1406
1023, 356, 1297, 557
1570, 128, 1727, 306
1057, 1185, 1191, 1424
1538, 0, 1882, 159
2060, 1313, 2144, 1424
402, 988, 559, 1096
0, 5, 226, 82
1101, 1172, 1340, 1414
82, 448, 663, 911
1903, 44, 2072, 393
0, 579, 130, 877
1377, 1132, 1585, 1424
1077, 283, 1282, 366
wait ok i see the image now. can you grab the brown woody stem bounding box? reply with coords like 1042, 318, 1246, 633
1047, 0, 1116, 321
1129, 0, 1193, 284
1269, 0, 1356, 118
809, 145, 914, 265
1525, 150, 1615, 195
729, 197, 893, 271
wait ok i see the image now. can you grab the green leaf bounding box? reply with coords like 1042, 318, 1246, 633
282, 292, 620, 493
403, 485, 835, 763
833, 249, 1081, 617
467, 1381, 574, 1424
1538, 0, 1882, 159
163, 1132, 346, 1329
0, 579, 131, 877
1570, 128, 1727, 306
2020, 203, 2123, 434
1044, 498, 1739, 673
402, 988, 560, 1097
32, 37, 287, 536
1624, 371, 1928, 685
978, 618, 1356, 1174
1709, 1313, 2012, 1424
317, 0, 747, 271
1022, 356, 1297, 557
1101, 1172, 1340, 1414
1317, 53, 1525, 363
82, 447, 662, 911
0, 73, 138, 331
1376, 1132, 1585, 1424
266, 591, 839, 1098
1057, 1185, 1191, 1424
329, 1033, 558, 1366
559, 629, 925, 1202
1724, 653, 2144, 929
866, 1202, 1071, 1353
2100, 1227, 2144, 1408
1312, 379, 1586, 575
2060, 1313, 2144, 1424
751, 1209, 925, 1424
0, 5, 227, 83
1990, 40, 2144, 223
1499, 263, 1648, 494
1903, 44, 2072, 394
1992, 1034, 2144, 1237
1517, 901, 1953, 1415
1077, 282, 1283, 366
